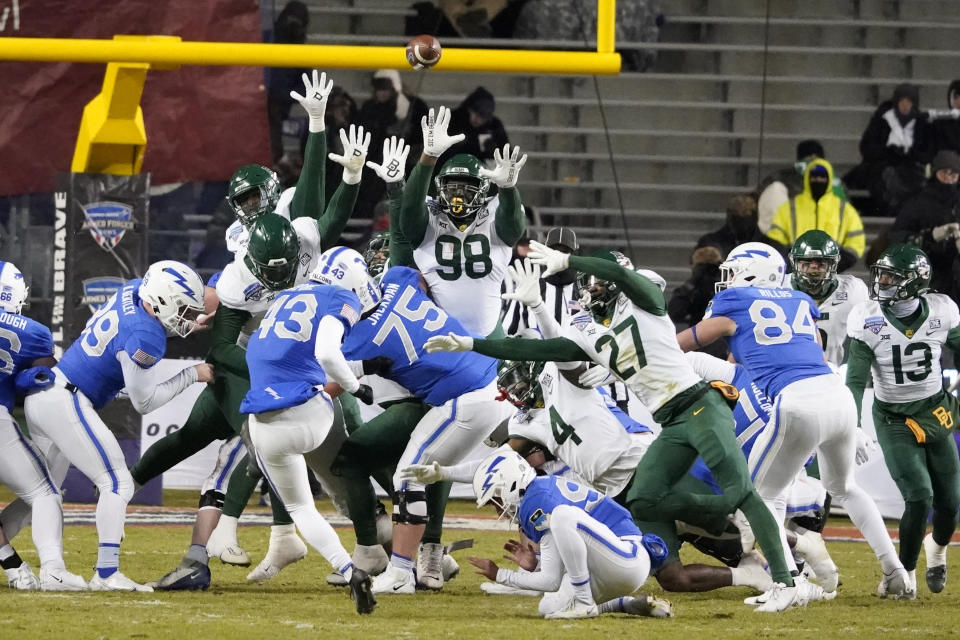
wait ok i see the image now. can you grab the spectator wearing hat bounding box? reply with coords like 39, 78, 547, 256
502, 227, 579, 335
696, 193, 786, 261
768, 158, 864, 271
757, 139, 847, 233
889, 150, 960, 304
440, 86, 510, 167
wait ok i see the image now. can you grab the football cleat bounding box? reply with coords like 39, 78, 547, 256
5, 563, 40, 590
371, 564, 416, 595
480, 581, 542, 596
620, 594, 674, 618
544, 598, 599, 620
246, 528, 308, 583
328, 545, 389, 587
206, 520, 251, 567
737, 550, 775, 593
40, 566, 88, 591
441, 553, 460, 582
878, 566, 913, 600
349, 568, 377, 615
924, 533, 947, 594
796, 531, 839, 592
753, 582, 802, 613
730, 509, 755, 554
150, 559, 211, 591
416, 542, 444, 590
89, 570, 154, 592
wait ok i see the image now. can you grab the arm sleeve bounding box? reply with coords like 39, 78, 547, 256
567, 255, 666, 316
399, 162, 433, 248
530, 301, 562, 339
945, 325, 960, 356
315, 315, 360, 393
440, 443, 511, 483
119, 352, 199, 415
684, 351, 737, 384
387, 180, 416, 267
473, 336, 589, 363
844, 338, 875, 426
316, 181, 360, 250
493, 188, 525, 246
206, 304, 252, 377
496, 534, 563, 592
289, 130, 327, 221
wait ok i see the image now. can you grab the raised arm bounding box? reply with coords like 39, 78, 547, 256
288, 70, 333, 221
317, 124, 370, 249
424, 330, 588, 364
478, 144, 528, 246
366, 136, 414, 267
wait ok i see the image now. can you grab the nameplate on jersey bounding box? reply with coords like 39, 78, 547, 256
863, 316, 887, 334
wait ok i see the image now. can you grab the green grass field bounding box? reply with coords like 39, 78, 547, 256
4, 491, 957, 639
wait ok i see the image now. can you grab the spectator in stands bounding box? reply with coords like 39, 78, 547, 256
265, 1, 310, 165
768, 159, 864, 272
439, 87, 509, 167
931, 79, 960, 154
405, 0, 527, 38
194, 224, 232, 271
696, 193, 785, 260
757, 139, 847, 234
668, 245, 723, 328
888, 150, 960, 304
846, 83, 934, 217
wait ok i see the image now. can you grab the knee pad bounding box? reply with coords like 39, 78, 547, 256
682, 532, 744, 568
393, 490, 428, 525
198, 490, 225, 511
789, 499, 829, 534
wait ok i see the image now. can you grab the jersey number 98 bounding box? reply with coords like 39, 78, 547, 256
435, 234, 493, 281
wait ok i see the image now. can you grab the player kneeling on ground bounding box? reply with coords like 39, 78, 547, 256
467, 451, 669, 620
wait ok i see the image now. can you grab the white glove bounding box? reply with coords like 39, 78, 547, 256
501, 258, 542, 308
398, 462, 446, 484
421, 106, 465, 158
578, 365, 613, 389
932, 222, 960, 242
365, 136, 410, 184
527, 240, 571, 277
424, 332, 474, 353
328, 124, 371, 185
479, 143, 528, 188
290, 69, 334, 133
855, 429, 877, 466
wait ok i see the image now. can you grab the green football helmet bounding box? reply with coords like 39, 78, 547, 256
227, 164, 281, 228
790, 230, 840, 299
576, 250, 634, 324
433, 154, 490, 224
243, 215, 301, 291
363, 231, 390, 277
869, 243, 931, 306
496, 359, 545, 410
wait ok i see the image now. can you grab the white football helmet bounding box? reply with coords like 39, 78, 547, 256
0, 262, 28, 314
139, 260, 206, 337
716, 242, 786, 292
309, 246, 381, 313
473, 450, 537, 521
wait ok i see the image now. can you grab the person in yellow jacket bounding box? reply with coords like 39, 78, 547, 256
768, 158, 865, 271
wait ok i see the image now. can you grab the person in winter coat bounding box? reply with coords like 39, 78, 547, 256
439, 86, 510, 167
931, 79, 960, 155
696, 193, 785, 260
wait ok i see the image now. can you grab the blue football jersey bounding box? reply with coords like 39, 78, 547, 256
57, 279, 167, 409
517, 476, 641, 544
598, 387, 653, 434
0, 312, 54, 412
707, 287, 831, 397
241, 283, 361, 414
341, 266, 496, 406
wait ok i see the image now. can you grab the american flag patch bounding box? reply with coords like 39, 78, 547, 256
132, 349, 158, 367
341, 304, 359, 326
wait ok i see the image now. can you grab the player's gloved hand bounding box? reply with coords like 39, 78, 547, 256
353, 383, 375, 405
421, 106, 465, 158
855, 429, 877, 465
14, 366, 56, 395
398, 461, 445, 484
527, 240, 570, 277
365, 136, 410, 184
328, 124, 371, 185
424, 332, 474, 353
362, 356, 393, 377
194, 363, 215, 383
479, 143, 528, 188
501, 258, 542, 308
932, 222, 960, 242
578, 365, 613, 389
290, 69, 334, 133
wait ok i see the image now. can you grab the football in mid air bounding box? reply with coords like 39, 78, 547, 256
406, 35, 442, 70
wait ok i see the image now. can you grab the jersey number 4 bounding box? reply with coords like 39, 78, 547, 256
749, 299, 816, 345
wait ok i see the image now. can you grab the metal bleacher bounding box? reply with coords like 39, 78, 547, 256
303, 0, 960, 289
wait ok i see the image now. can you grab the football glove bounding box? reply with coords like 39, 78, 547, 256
353, 383, 375, 405
365, 136, 410, 184
424, 333, 474, 353
527, 240, 570, 277
290, 69, 334, 133
479, 143, 527, 188
501, 258, 542, 308
328, 124, 371, 185
361, 356, 394, 377
855, 429, 877, 465
398, 462, 445, 484
932, 222, 960, 242
578, 365, 613, 389
421, 106, 465, 158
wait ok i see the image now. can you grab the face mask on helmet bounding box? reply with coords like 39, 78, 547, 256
792, 257, 838, 297
437, 175, 487, 220
248, 255, 299, 291
363, 234, 390, 277
139, 262, 206, 338
496, 361, 543, 410
577, 272, 619, 321
870, 266, 912, 305
230, 185, 278, 228
472, 451, 537, 524
227, 165, 281, 228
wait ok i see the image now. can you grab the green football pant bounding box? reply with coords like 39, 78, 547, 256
875, 420, 960, 571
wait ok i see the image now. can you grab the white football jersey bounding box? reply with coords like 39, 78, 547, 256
507, 362, 650, 496
789, 274, 869, 366
225, 187, 295, 255
847, 293, 960, 404
413, 196, 512, 336
565, 295, 702, 413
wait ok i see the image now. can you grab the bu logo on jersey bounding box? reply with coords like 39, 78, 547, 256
79, 276, 124, 313
80, 201, 135, 250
